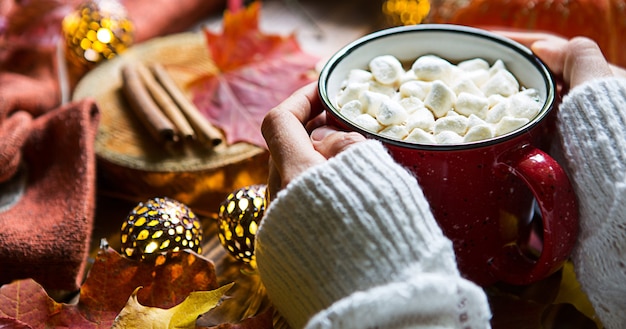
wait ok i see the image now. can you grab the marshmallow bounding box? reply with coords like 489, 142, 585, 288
457, 58, 490, 72
435, 130, 464, 144
399, 96, 426, 114
399, 80, 431, 100
405, 127, 436, 144
467, 114, 487, 128
411, 55, 454, 83
346, 69, 373, 85
489, 59, 507, 75
452, 78, 484, 97
353, 113, 384, 133
433, 114, 469, 135
376, 99, 409, 125
369, 55, 405, 86
359, 90, 391, 116
369, 81, 397, 98
405, 107, 435, 132
454, 92, 489, 119
464, 124, 495, 142
482, 69, 520, 97
494, 116, 529, 136
337, 82, 368, 107
379, 124, 410, 140
506, 89, 543, 120
487, 94, 507, 108
424, 80, 456, 118
485, 102, 508, 123
339, 99, 364, 121
400, 69, 418, 84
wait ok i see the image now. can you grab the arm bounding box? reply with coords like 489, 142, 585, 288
257, 83, 491, 329
557, 78, 626, 329
500, 31, 626, 329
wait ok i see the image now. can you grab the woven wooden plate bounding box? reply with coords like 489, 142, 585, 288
72, 32, 269, 213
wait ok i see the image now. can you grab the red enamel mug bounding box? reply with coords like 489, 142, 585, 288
318, 24, 578, 286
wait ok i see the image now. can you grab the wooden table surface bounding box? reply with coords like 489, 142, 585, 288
88, 1, 389, 327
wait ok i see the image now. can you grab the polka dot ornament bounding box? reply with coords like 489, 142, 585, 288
217, 185, 268, 268
120, 197, 203, 260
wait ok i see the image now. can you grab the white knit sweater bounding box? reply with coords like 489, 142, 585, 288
255, 77, 626, 329
556, 77, 626, 329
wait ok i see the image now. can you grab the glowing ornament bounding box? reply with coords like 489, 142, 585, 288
217, 185, 268, 268
120, 197, 203, 260
382, 0, 431, 26
62, 0, 134, 70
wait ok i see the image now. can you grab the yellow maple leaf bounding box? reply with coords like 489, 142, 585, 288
111, 282, 235, 329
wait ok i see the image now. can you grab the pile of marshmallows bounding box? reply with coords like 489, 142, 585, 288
334, 54, 544, 144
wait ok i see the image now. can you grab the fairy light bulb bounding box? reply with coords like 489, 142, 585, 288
382, 0, 431, 26
62, 0, 134, 70
120, 197, 203, 261
217, 185, 268, 268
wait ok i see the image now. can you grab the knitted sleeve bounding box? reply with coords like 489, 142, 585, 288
255, 140, 491, 329
556, 77, 626, 329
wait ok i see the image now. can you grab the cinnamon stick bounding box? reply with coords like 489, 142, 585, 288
121, 64, 177, 144
135, 62, 196, 141
150, 63, 224, 147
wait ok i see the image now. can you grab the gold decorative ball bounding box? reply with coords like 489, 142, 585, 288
382, 0, 431, 26
217, 185, 268, 267
62, 0, 134, 69
120, 197, 203, 260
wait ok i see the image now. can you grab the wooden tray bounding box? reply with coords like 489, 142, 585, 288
72, 32, 269, 214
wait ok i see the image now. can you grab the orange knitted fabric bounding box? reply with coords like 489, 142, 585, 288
0, 99, 100, 292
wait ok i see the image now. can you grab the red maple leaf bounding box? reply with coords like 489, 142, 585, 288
189, 1, 319, 148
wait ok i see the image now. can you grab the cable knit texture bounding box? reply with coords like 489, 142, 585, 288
255, 141, 491, 329
556, 77, 626, 329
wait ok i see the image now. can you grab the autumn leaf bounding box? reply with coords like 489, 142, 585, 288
189, 1, 319, 148
0, 244, 220, 328
487, 261, 600, 329
111, 283, 234, 329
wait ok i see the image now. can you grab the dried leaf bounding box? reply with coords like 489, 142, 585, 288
487, 261, 600, 329
552, 262, 602, 328
111, 283, 234, 329
190, 1, 319, 147
0, 245, 220, 328
80, 245, 218, 312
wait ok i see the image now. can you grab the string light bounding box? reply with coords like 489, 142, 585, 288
382, 0, 431, 26
62, 0, 134, 70
217, 185, 268, 269
120, 197, 203, 261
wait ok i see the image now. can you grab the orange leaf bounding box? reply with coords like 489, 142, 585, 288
0, 245, 219, 328
190, 1, 319, 147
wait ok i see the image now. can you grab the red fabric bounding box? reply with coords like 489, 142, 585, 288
0, 99, 100, 291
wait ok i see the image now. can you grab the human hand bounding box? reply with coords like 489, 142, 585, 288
495, 31, 623, 90
261, 82, 366, 199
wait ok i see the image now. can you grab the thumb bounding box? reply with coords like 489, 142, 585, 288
530, 39, 567, 77
532, 37, 612, 88
561, 37, 613, 88
311, 126, 366, 159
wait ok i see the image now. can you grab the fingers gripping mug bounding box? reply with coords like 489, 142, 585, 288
318, 25, 579, 286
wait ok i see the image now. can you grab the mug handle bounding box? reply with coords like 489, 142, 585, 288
492, 144, 579, 285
